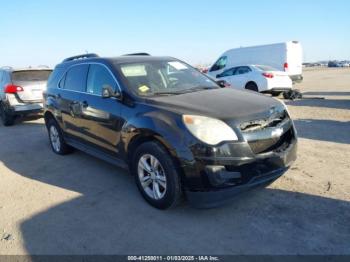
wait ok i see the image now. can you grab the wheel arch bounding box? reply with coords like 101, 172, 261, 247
126, 132, 186, 184
44, 110, 56, 127
245, 81, 257, 88
126, 132, 177, 165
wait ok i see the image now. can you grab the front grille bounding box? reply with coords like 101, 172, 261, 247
240, 110, 288, 132
248, 129, 294, 154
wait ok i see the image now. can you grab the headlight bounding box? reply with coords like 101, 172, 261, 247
182, 115, 238, 145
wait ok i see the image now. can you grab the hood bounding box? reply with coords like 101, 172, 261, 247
145, 88, 284, 121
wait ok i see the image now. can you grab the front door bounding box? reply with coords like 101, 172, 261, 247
78, 64, 123, 157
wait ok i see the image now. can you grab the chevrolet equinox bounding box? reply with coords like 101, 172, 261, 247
43, 53, 297, 209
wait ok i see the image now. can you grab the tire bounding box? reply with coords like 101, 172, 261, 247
47, 118, 72, 155
0, 103, 14, 126
245, 82, 259, 92
271, 91, 282, 97
132, 141, 182, 209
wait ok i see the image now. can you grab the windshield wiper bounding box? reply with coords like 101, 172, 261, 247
152, 86, 216, 96
176, 86, 216, 94
152, 91, 182, 96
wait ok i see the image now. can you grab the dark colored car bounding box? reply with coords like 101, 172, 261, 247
43, 53, 297, 209
0, 67, 52, 126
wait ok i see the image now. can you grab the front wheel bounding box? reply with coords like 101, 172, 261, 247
132, 141, 182, 209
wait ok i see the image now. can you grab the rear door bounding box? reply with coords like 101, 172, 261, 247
78, 64, 123, 156
58, 64, 89, 140
11, 70, 52, 102
230, 66, 252, 89
286, 42, 303, 76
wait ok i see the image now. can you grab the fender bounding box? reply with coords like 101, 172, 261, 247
43, 94, 64, 128
121, 110, 195, 166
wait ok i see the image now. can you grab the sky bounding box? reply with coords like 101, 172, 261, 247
0, 0, 349, 67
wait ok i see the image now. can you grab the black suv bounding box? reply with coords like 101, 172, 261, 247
44, 54, 297, 209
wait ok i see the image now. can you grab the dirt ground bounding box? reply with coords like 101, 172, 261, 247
0, 68, 349, 255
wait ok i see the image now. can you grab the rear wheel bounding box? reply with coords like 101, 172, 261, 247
245, 82, 259, 92
271, 91, 282, 97
132, 141, 182, 209
0, 103, 14, 126
47, 118, 72, 155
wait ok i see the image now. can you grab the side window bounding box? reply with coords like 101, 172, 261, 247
218, 67, 237, 78
48, 67, 66, 89
64, 64, 89, 92
87, 64, 117, 95
210, 56, 227, 72
59, 74, 66, 89
235, 66, 251, 75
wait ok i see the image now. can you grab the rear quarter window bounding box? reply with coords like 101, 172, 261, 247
47, 67, 66, 89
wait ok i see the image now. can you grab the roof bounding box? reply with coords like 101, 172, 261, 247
0, 66, 52, 72
107, 56, 176, 64
59, 53, 176, 67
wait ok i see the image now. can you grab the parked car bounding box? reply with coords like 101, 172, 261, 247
215, 65, 293, 96
44, 54, 297, 209
340, 62, 350, 67
207, 41, 303, 83
328, 61, 340, 68
0, 66, 52, 126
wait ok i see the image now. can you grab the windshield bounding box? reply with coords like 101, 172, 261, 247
12, 70, 52, 82
116, 60, 218, 96
254, 65, 278, 72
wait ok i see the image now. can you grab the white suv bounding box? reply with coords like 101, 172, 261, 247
0, 67, 52, 126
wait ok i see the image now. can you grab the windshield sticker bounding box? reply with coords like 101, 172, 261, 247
121, 65, 147, 77
138, 85, 150, 93
168, 61, 188, 70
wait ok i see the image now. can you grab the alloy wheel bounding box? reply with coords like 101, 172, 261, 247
138, 154, 167, 200
49, 125, 61, 152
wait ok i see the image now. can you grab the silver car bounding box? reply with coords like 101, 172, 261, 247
0, 67, 52, 126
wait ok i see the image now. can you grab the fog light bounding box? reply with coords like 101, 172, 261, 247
205, 165, 241, 186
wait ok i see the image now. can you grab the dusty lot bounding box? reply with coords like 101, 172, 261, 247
0, 68, 349, 255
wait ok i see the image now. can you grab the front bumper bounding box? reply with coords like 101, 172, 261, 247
186, 139, 297, 208
187, 167, 286, 208
182, 123, 297, 208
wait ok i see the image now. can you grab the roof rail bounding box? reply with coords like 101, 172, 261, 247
62, 53, 99, 63
123, 53, 151, 56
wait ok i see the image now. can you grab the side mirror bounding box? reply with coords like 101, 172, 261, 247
216, 80, 230, 88
102, 85, 121, 99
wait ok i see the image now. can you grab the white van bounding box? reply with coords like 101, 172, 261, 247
208, 41, 303, 83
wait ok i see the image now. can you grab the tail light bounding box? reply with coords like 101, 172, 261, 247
4, 84, 24, 93
262, 73, 274, 78
284, 62, 289, 71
